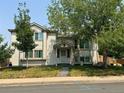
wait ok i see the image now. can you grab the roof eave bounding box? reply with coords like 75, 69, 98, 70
8, 29, 15, 33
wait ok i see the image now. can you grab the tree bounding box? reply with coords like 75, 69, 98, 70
98, 27, 124, 59
0, 36, 13, 67
14, 3, 35, 67
48, 0, 124, 67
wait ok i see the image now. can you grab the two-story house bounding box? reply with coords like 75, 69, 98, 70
9, 22, 98, 66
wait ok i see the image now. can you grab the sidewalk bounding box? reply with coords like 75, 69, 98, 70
0, 76, 124, 86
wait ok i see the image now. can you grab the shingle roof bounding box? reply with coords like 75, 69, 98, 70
8, 22, 57, 33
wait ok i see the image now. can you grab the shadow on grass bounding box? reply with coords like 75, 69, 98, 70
0, 66, 26, 71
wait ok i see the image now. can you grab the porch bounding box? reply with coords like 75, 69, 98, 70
53, 38, 75, 65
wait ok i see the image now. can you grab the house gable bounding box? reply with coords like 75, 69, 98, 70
31, 22, 46, 33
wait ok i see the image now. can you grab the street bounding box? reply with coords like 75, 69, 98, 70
0, 82, 124, 93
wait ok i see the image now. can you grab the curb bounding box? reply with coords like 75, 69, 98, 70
0, 76, 124, 86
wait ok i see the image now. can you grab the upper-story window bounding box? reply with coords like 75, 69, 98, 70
75, 40, 78, 49
35, 32, 43, 41
80, 39, 89, 49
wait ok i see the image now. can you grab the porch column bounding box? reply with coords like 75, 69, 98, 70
77, 43, 80, 64
56, 48, 60, 65
55, 48, 58, 66
70, 48, 74, 65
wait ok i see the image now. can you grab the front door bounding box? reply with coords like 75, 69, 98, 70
60, 49, 68, 63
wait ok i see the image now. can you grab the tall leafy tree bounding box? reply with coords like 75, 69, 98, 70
14, 3, 35, 67
98, 27, 124, 59
0, 36, 13, 67
48, 0, 124, 67
48, 0, 123, 37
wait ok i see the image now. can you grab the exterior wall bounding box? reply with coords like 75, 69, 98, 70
79, 41, 98, 65
80, 50, 91, 65
10, 48, 20, 66
11, 32, 17, 42
10, 32, 20, 66
43, 32, 47, 59
19, 25, 47, 66
46, 33, 57, 65
10, 25, 48, 66
31, 26, 43, 52
91, 42, 99, 65
79, 41, 91, 65
20, 60, 46, 66
9, 23, 99, 66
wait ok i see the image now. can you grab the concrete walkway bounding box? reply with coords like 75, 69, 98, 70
1, 76, 124, 85
58, 67, 69, 77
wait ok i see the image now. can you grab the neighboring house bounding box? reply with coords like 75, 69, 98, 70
8, 22, 98, 66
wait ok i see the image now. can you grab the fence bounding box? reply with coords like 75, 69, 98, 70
98, 55, 124, 65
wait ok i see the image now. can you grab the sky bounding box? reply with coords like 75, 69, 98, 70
0, 0, 51, 44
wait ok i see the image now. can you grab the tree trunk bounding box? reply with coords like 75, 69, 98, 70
25, 52, 29, 68
0, 62, 1, 68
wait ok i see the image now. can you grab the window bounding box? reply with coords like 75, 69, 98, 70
67, 49, 70, 58
80, 56, 90, 62
57, 49, 60, 58
85, 42, 89, 49
61, 49, 66, 56
35, 33, 38, 40
25, 51, 33, 58
39, 32, 43, 40
75, 40, 78, 49
80, 39, 89, 49
34, 50, 43, 58
80, 39, 85, 48
80, 57, 85, 62
85, 57, 90, 62
35, 32, 43, 41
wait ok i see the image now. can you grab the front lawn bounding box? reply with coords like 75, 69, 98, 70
1, 65, 124, 79
0, 66, 61, 79
69, 65, 124, 76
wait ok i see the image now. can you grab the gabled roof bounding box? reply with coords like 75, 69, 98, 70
54, 38, 74, 49
8, 22, 57, 33
8, 29, 15, 33
31, 22, 48, 31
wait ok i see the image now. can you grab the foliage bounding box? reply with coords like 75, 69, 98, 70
48, 0, 123, 39
14, 3, 35, 53
0, 36, 13, 66
14, 3, 35, 67
98, 28, 124, 58
48, 0, 124, 66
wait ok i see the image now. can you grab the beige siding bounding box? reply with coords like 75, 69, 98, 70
11, 32, 16, 43
10, 32, 20, 66
9, 23, 99, 66
91, 42, 99, 65
46, 33, 57, 65
43, 32, 47, 59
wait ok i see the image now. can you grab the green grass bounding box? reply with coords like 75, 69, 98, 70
1, 65, 124, 79
69, 65, 124, 76
0, 66, 61, 79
